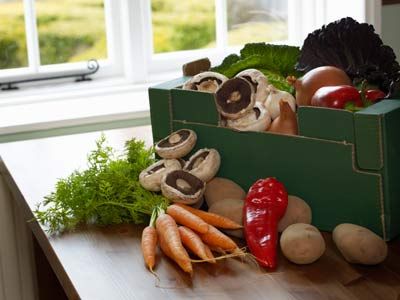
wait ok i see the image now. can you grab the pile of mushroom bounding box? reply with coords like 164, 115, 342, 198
182, 68, 298, 135
139, 129, 221, 208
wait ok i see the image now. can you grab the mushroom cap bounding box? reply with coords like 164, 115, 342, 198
139, 159, 182, 191
236, 69, 269, 104
215, 77, 256, 120
264, 85, 296, 120
182, 71, 228, 93
226, 102, 271, 132
161, 170, 206, 205
155, 129, 197, 159
184, 148, 220, 182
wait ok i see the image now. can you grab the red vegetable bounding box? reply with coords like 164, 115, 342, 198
364, 89, 385, 103
311, 85, 363, 109
243, 177, 288, 269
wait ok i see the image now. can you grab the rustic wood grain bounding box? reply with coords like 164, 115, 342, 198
0, 126, 399, 300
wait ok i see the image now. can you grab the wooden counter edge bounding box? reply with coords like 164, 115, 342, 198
0, 158, 80, 300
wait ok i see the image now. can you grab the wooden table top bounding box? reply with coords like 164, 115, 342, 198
1, 126, 400, 300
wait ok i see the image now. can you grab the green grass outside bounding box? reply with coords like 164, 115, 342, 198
0, 0, 287, 70
0, 0, 106, 69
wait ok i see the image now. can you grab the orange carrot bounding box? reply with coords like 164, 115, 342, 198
199, 224, 240, 251
175, 203, 242, 229
166, 204, 209, 233
158, 229, 173, 258
206, 244, 226, 255
156, 212, 193, 275
178, 226, 210, 261
141, 226, 158, 271
203, 243, 216, 263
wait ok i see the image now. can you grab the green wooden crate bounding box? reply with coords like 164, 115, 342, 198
149, 77, 400, 240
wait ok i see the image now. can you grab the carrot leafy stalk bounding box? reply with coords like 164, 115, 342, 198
34, 135, 169, 234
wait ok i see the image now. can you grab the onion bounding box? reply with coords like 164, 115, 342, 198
268, 100, 298, 136
287, 66, 352, 106
264, 85, 296, 120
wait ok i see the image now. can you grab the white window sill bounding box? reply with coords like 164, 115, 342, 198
0, 72, 181, 136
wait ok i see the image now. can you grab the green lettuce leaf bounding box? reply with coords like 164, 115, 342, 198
212, 42, 302, 93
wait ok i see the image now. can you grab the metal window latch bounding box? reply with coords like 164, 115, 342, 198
0, 59, 100, 91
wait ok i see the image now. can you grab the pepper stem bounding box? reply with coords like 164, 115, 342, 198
359, 79, 368, 107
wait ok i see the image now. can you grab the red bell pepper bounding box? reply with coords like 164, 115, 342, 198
243, 177, 288, 269
364, 89, 386, 103
311, 85, 363, 109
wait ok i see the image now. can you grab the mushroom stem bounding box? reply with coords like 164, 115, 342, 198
227, 91, 242, 103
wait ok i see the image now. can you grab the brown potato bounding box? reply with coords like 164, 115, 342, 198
280, 223, 325, 265
191, 197, 204, 209
278, 195, 312, 232
332, 223, 387, 265
204, 177, 246, 207
208, 198, 244, 238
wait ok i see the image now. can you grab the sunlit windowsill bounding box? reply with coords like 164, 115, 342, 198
0, 72, 181, 136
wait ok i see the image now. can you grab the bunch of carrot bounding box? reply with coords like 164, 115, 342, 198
141, 203, 243, 276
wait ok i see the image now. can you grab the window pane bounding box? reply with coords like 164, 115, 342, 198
0, 0, 28, 70
36, 0, 107, 65
227, 0, 288, 46
152, 0, 216, 53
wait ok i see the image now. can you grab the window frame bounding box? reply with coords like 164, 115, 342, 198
0, 0, 381, 87
145, 0, 290, 75
0, 0, 123, 82
144, 0, 380, 77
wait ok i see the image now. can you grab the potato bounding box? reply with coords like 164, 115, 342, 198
208, 198, 244, 238
280, 223, 325, 264
278, 195, 312, 232
191, 197, 204, 209
204, 177, 246, 207
332, 223, 387, 265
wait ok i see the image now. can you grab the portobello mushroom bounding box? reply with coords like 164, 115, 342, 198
236, 69, 269, 105
139, 159, 182, 191
226, 102, 271, 132
184, 148, 220, 182
155, 129, 197, 159
161, 170, 206, 205
182, 71, 228, 93
215, 77, 256, 119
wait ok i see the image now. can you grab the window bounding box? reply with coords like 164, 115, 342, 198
150, 0, 288, 54
146, 0, 291, 75
146, 0, 379, 77
0, 0, 380, 89
0, 0, 120, 85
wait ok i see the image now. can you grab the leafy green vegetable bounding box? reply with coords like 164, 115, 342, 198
296, 17, 400, 94
259, 69, 294, 94
212, 43, 302, 92
213, 53, 241, 74
34, 135, 169, 234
